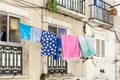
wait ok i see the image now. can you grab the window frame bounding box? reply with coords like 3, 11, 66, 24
0, 13, 22, 46
48, 24, 67, 36
47, 24, 68, 74
95, 38, 106, 59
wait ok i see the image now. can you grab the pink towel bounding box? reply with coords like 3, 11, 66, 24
61, 35, 81, 60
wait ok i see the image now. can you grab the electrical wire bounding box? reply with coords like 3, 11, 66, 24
86, 22, 107, 31
110, 4, 120, 8
12, 0, 35, 7
2, 0, 44, 8
31, 0, 44, 29
109, 29, 120, 43
2, 0, 120, 43
19, 0, 40, 7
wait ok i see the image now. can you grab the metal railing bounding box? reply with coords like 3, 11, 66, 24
0, 45, 22, 75
90, 0, 114, 25
47, 56, 67, 74
57, 0, 85, 15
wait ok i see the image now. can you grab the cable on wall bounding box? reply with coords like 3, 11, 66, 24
2, 0, 120, 43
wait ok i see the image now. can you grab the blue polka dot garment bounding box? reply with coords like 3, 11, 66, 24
41, 31, 57, 56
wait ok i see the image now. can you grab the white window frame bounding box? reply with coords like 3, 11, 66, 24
47, 24, 67, 35
0, 13, 22, 46
95, 38, 106, 59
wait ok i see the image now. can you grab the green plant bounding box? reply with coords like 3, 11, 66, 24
49, 0, 58, 12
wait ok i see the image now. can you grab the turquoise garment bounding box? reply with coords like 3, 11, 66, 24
79, 36, 96, 58
79, 36, 88, 58
19, 23, 32, 40
85, 36, 96, 57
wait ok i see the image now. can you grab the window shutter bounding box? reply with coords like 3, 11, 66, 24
101, 40, 105, 58
96, 39, 100, 57
10, 17, 19, 31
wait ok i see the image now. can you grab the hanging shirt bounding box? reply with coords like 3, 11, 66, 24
79, 36, 89, 58
41, 31, 57, 56
61, 35, 80, 60
19, 23, 32, 40
31, 27, 42, 42
85, 36, 96, 57
53, 37, 61, 60
79, 36, 96, 58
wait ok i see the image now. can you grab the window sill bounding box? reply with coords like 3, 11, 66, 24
47, 73, 74, 78
93, 57, 107, 64
0, 41, 22, 47
0, 75, 30, 79
93, 56, 106, 60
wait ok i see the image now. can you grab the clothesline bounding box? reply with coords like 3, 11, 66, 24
19, 22, 96, 60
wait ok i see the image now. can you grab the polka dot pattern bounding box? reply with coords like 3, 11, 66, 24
41, 31, 57, 56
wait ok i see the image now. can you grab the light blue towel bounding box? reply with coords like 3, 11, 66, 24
19, 23, 32, 40
79, 36, 96, 58
79, 36, 88, 58
85, 36, 96, 57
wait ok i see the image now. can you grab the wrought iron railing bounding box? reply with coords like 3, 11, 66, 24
0, 45, 22, 75
57, 0, 85, 15
47, 56, 67, 74
90, 0, 114, 25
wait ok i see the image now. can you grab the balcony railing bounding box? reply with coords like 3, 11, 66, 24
90, 0, 114, 26
57, 0, 85, 15
47, 56, 67, 74
0, 45, 22, 75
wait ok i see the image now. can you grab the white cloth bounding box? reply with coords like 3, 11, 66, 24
31, 27, 42, 42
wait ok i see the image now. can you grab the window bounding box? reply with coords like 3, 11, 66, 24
96, 39, 105, 58
0, 14, 22, 75
47, 25, 67, 74
0, 14, 21, 43
94, 0, 102, 7
48, 25, 66, 37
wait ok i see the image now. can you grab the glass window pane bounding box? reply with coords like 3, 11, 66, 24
58, 27, 66, 37
0, 14, 7, 42
9, 16, 21, 43
48, 25, 57, 34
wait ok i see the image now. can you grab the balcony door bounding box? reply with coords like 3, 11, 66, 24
94, 0, 103, 21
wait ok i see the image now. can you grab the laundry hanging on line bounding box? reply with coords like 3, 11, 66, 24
18, 22, 96, 60
31, 27, 42, 43
41, 31, 57, 56
79, 36, 96, 58
53, 37, 61, 60
19, 22, 32, 40
61, 35, 81, 60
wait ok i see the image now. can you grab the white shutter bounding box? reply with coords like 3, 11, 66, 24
101, 40, 105, 58
96, 39, 100, 57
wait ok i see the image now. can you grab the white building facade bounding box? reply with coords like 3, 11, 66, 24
0, 0, 119, 80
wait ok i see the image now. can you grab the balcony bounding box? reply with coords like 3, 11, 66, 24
57, 0, 85, 19
47, 56, 67, 74
0, 44, 22, 75
89, 0, 114, 27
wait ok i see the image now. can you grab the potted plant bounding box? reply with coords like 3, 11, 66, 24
46, 0, 58, 12
110, 8, 117, 15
